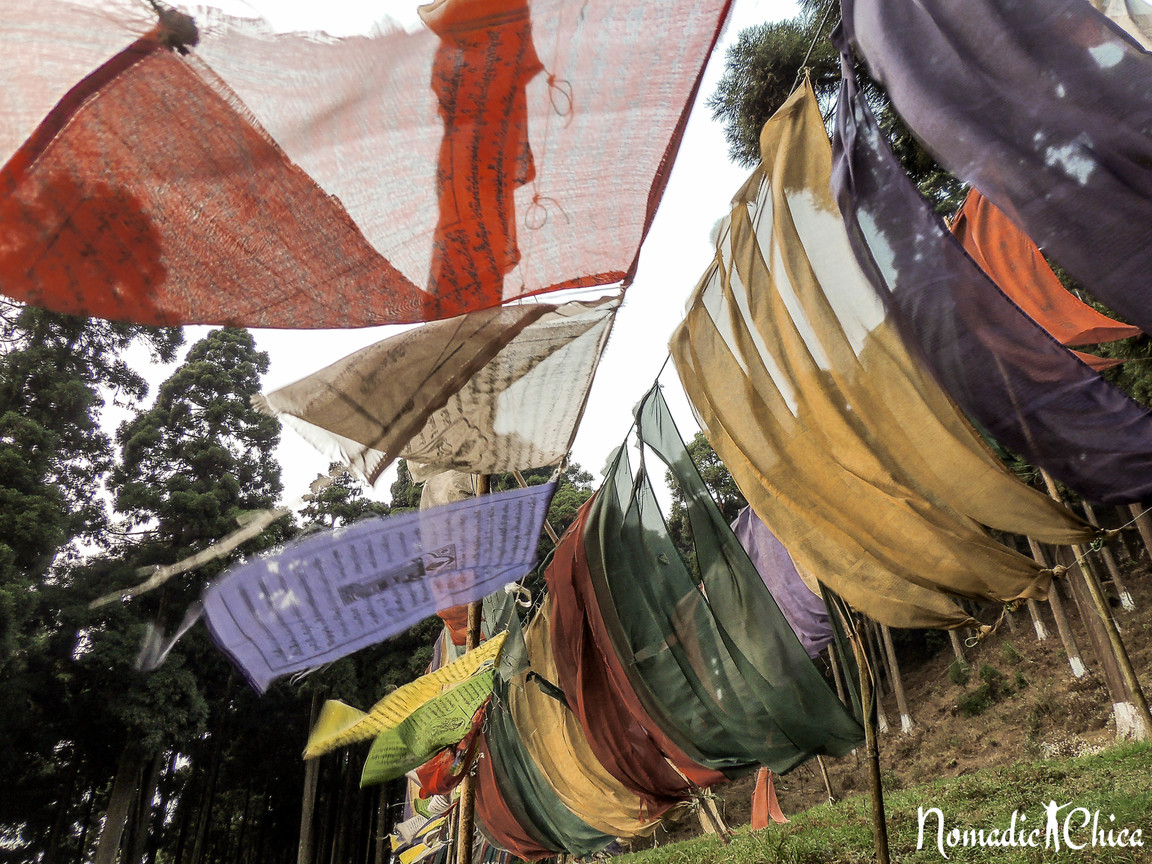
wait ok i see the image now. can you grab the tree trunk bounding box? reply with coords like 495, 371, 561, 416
94, 743, 146, 864
1127, 503, 1152, 562
126, 751, 163, 864
298, 692, 321, 864
44, 757, 79, 864
1081, 502, 1135, 610
947, 630, 966, 664
1028, 539, 1086, 677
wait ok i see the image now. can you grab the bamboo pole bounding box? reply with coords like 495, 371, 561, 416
828, 643, 848, 706
1028, 538, 1086, 677
1081, 502, 1135, 611
456, 475, 489, 864
849, 625, 890, 864
880, 624, 914, 734
1041, 472, 1151, 739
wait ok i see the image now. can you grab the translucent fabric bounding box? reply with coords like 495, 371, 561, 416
258, 296, 617, 485
509, 599, 673, 836
585, 386, 863, 773
204, 481, 554, 692
730, 507, 831, 659
547, 499, 722, 797
950, 190, 1141, 371
1, 0, 731, 326
837, 0, 1152, 337
831, 56, 1152, 505
673, 83, 1092, 629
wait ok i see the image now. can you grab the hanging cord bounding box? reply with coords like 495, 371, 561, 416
791, 0, 838, 92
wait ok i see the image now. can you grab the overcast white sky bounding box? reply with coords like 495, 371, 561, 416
118, 0, 800, 505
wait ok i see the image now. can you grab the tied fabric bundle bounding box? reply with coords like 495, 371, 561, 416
204, 482, 553, 692
672, 82, 1092, 629
1, 0, 732, 327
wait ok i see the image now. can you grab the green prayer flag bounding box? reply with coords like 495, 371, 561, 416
361, 670, 495, 788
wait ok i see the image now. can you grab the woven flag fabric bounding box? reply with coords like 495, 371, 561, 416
1, 0, 731, 327
509, 599, 673, 837
258, 296, 618, 486
950, 190, 1141, 370
585, 386, 863, 772
673, 83, 1092, 629
837, 0, 1152, 338
831, 57, 1152, 506
204, 482, 554, 692
730, 508, 832, 660
304, 631, 507, 759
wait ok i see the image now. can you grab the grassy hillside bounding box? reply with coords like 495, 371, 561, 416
616, 742, 1152, 864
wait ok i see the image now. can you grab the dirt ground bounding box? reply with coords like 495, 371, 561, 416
641, 524, 1152, 848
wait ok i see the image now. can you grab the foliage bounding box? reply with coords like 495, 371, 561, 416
707, 2, 965, 215
947, 659, 972, 688
958, 664, 1014, 717
300, 463, 390, 529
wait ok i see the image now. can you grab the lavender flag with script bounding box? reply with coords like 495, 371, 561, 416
204, 482, 555, 692
838, 0, 1152, 336
730, 508, 831, 660
830, 53, 1152, 505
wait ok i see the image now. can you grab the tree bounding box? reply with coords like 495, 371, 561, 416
707, 1, 965, 214
72, 327, 289, 864
301, 463, 390, 529
0, 304, 180, 862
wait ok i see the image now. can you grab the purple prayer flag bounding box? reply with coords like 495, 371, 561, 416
838, 0, 1152, 337
830, 52, 1152, 505
204, 482, 555, 692
730, 508, 831, 660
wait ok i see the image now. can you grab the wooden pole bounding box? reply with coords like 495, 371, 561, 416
865, 622, 890, 734
1025, 599, 1049, 642
815, 756, 836, 805
1028, 538, 1086, 678
1127, 503, 1152, 562
1041, 472, 1151, 739
298, 693, 321, 864
879, 624, 914, 734
1081, 502, 1135, 611
827, 643, 848, 706
456, 475, 489, 864
849, 625, 890, 864
947, 630, 966, 664
511, 470, 560, 544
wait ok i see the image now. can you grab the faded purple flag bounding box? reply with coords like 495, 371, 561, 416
838, 0, 1152, 336
204, 482, 555, 692
830, 53, 1152, 506
730, 508, 831, 659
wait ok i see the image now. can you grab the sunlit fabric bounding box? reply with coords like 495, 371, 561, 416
204, 482, 554, 692
950, 190, 1141, 372
1, 0, 731, 326
585, 386, 862, 771
304, 631, 506, 758
479, 681, 614, 859
730, 508, 831, 659
360, 669, 495, 787
837, 0, 1152, 337
831, 58, 1152, 506
673, 83, 1092, 629
509, 599, 673, 837
547, 499, 723, 797
257, 297, 618, 486
1091, 0, 1152, 48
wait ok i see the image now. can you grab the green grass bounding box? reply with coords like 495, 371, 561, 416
613, 743, 1152, 864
